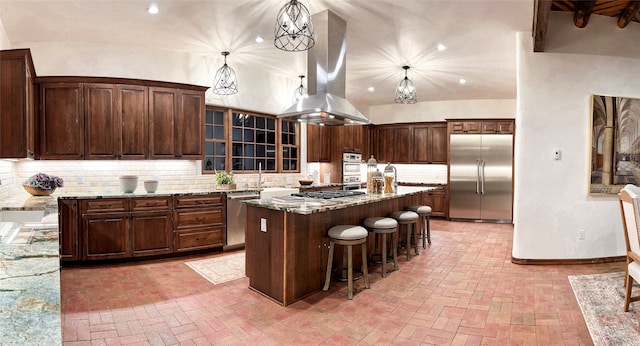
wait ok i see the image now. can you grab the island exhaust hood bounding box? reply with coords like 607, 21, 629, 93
278, 10, 370, 126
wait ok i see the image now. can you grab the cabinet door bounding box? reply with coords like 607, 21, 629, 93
412, 126, 430, 162
118, 85, 148, 159
495, 120, 514, 134
40, 83, 85, 159
306, 124, 320, 162
376, 127, 394, 162
149, 87, 177, 158
84, 83, 118, 159
431, 190, 448, 218
430, 124, 448, 164
59, 199, 79, 262
176, 90, 204, 159
394, 127, 412, 163
0, 51, 34, 158
130, 210, 173, 257
82, 212, 130, 260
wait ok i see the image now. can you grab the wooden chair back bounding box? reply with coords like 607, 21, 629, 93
619, 184, 640, 256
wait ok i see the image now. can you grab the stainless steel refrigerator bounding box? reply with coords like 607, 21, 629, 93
449, 134, 513, 223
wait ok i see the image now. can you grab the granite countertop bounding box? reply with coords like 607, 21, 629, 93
56, 188, 262, 200
244, 186, 435, 215
0, 216, 61, 344
398, 182, 447, 186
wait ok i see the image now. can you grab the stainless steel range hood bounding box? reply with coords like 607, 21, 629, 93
279, 10, 370, 126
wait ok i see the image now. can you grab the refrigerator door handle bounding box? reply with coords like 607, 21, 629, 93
480, 159, 486, 195
476, 159, 481, 194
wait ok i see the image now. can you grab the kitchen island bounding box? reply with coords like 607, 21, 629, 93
244, 186, 433, 306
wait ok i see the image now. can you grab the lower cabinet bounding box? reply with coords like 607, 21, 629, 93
83, 211, 130, 260
407, 185, 448, 218
130, 210, 173, 257
173, 193, 226, 252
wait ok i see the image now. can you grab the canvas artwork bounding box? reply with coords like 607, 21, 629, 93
590, 95, 640, 195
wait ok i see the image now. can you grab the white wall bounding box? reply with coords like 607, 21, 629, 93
11, 41, 295, 115
513, 12, 638, 260
368, 99, 516, 124
0, 17, 9, 49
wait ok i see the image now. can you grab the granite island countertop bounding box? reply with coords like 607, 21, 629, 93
244, 186, 435, 215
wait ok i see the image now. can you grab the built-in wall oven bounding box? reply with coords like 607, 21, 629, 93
342, 152, 362, 190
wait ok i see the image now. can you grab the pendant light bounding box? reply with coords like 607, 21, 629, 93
274, 0, 315, 52
394, 65, 417, 104
212, 51, 238, 95
292, 75, 308, 104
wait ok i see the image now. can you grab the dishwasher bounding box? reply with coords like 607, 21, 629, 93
225, 191, 260, 251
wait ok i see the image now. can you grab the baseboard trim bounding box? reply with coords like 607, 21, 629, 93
511, 255, 625, 265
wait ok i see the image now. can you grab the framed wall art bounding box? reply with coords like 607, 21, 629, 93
590, 94, 640, 195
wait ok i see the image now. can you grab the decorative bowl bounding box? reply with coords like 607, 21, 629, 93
144, 180, 159, 193
23, 185, 55, 196
119, 175, 138, 193
299, 179, 314, 186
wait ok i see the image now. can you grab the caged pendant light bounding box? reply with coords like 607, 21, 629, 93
394, 65, 417, 104
292, 75, 308, 104
274, 0, 315, 52
212, 51, 238, 95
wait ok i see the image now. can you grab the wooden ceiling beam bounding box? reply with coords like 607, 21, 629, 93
533, 0, 552, 52
573, 0, 596, 28
618, 0, 640, 28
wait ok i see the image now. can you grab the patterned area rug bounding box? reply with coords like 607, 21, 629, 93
569, 271, 640, 345
185, 252, 245, 285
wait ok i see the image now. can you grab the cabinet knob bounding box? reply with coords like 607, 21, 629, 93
196, 216, 205, 221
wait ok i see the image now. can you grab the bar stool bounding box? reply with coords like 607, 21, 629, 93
407, 205, 432, 248
390, 211, 420, 260
363, 217, 399, 277
323, 225, 370, 300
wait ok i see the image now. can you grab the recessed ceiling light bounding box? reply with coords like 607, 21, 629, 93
459, 78, 467, 84
255, 36, 265, 43
437, 43, 446, 51
147, 3, 159, 14
368, 87, 374, 92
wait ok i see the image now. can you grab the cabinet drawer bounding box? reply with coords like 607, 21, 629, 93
174, 226, 224, 251
81, 198, 129, 213
174, 194, 225, 208
173, 208, 224, 229
131, 196, 172, 211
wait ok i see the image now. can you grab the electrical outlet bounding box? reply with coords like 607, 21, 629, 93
260, 218, 267, 232
578, 229, 586, 240
76, 175, 84, 184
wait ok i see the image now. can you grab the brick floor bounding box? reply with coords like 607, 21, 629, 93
61, 220, 623, 345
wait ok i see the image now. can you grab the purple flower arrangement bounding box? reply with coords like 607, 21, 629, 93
24, 172, 64, 192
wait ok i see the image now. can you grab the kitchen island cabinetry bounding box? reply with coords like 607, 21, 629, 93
0, 49, 36, 159
173, 193, 226, 252
244, 187, 430, 306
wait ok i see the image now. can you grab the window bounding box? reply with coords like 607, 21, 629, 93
231, 112, 277, 171
203, 109, 226, 172
281, 120, 299, 171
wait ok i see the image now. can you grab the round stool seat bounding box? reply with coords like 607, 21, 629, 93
328, 225, 368, 240
390, 210, 419, 223
363, 217, 398, 230
407, 205, 432, 215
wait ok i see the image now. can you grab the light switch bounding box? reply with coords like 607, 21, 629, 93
260, 218, 267, 232
553, 149, 561, 160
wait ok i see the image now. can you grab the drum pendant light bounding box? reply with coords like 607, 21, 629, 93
394, 65, 417, 104
274, 0, 315, 52
212, 51, 238, 95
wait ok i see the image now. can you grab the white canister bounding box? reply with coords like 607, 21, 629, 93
324, 172, 331, 185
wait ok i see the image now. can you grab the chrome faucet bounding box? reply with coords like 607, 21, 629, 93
258, 162, 265, 188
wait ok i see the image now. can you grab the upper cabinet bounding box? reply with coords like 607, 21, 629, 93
448, 119, 514, 134
36, 76, 207, 160
372, 123, 445, 164
39, 82, 85, 159
412, 123, 447, 164
306, 124, 331, 162
0, 49, 36, 158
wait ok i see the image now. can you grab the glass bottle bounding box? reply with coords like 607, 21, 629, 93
372, 169, 384, 194
366, 155, 377, 193
384, 162, 396, 193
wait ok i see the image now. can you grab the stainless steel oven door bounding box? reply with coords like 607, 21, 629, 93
342, 162, 361, 175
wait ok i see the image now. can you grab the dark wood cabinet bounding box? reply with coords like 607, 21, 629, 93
149, 87, 177, 159
376, 126, 411, 163
176, 89, 204, 159
80, 198, 130, 260
448, 119, 514, 135
306, 124, 331, 162
0, 49, 35, 158
173, 193, 226, 252
58, 199, 79, 262
84, 83, 118, 159
406, 184, 448, 218
412, 123, 447, 164
130, 210, 173, 257
39, 82, 85, 159
118, 85, 148, 159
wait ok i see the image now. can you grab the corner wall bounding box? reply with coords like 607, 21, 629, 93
513, 13, 640, 260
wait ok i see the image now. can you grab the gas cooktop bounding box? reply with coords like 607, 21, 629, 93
292, 190, 366, 199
